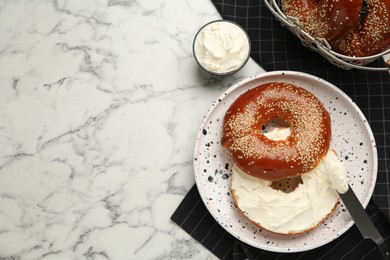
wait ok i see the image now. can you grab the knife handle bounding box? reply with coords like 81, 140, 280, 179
376, 237, 390, 259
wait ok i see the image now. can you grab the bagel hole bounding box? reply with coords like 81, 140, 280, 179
271, 176, 303, 193
262, 116, 291, 140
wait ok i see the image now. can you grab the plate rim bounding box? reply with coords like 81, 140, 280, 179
193, 70, 378, 253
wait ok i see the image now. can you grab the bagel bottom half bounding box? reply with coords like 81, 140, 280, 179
231, 150, 348, 235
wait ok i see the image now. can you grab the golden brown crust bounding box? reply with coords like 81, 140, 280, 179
281, 0, 362, 42
281, 0, 390, 56
221, 82, 331, 181
330, 0, 390, 57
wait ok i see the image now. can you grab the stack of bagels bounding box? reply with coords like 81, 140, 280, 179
281, 0, 390, 57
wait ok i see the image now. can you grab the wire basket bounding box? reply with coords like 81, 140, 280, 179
263, 0, 390, 71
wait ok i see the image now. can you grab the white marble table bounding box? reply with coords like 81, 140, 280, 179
0, 0, 264, 259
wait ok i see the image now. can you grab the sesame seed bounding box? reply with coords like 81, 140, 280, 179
222, 82, 331, 180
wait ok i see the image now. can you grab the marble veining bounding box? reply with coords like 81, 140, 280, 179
0, 0, 263, 259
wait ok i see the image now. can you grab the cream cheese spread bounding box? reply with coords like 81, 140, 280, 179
325, 153, 349, 194
231, 150, 348, 234
193, 21, 250, 74
263, 126, 291, 141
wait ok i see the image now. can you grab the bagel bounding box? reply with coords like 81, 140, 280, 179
281, 0, 390, 56
222, 82, 348, 235
221, 82, 331, 181
231, 150, 348, 235
281, 0, 362, 42
331, 0, 390, 57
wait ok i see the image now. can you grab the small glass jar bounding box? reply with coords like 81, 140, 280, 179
193, 20, 251, 76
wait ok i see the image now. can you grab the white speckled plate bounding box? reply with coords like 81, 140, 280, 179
193, 71, 377, 253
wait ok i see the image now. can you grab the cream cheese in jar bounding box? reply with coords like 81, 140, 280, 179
193, 20, 250, 75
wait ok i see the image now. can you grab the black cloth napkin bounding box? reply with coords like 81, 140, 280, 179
171, 0, 390, 259
172, 186, 390, 259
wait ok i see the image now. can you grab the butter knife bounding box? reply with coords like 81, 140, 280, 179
339, 185, 390, 259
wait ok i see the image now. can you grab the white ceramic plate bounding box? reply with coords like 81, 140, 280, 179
193, 71, 377, 253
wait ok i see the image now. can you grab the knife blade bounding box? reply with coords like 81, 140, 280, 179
338, 185, 390, 259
